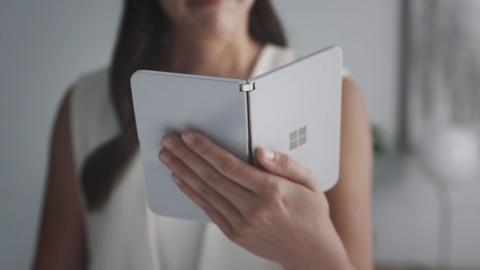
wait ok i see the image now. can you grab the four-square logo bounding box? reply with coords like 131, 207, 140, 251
289, 126, 307, 150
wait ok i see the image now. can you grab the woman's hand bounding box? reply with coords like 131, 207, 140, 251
158, 130, 354, 270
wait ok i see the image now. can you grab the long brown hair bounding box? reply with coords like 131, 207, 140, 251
81, 0, 287, 211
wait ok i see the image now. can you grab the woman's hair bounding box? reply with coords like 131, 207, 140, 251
81, 0, 288, 211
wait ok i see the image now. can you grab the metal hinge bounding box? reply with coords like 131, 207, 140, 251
239, 81, 255, 92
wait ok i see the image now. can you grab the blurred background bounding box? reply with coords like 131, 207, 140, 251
0, 0, 479, 269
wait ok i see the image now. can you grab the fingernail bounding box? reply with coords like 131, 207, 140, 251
263, 148, 275, 161
182, 130, 195, 145
162, 135, 176, 149
159, 151, 171, 163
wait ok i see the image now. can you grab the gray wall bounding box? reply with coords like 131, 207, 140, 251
277, 1, 402, 148
0, 1, 121, 268
0, 0, 402, 269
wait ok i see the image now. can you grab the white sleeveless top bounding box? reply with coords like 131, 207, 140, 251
70, 44, 345, 270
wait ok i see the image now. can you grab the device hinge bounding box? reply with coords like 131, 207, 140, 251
239, 81, 255, 92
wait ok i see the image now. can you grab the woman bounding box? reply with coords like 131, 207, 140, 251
34, 0, 373, 269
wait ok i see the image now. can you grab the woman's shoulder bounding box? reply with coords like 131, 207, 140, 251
69, 67, 111, 116
68, 66, 119, 172
69, 67, 112, 129
265, 44, 351, 78
71, 67, 110, 98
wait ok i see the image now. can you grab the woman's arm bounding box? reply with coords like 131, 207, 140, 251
33, 90, 88, 270
326, 77, 374, 270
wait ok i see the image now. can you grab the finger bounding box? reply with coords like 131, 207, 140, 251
180, 130, 271, 193
160, 134, 255, 212
172, 174, 234, 236
159, 149, 243, 226
255, 147, 317, 191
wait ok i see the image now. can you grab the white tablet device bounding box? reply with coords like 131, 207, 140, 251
131, 46, 343, 222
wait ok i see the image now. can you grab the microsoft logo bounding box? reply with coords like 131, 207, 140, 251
289, 126, 307, 150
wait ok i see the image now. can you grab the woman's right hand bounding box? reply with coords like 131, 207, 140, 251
159, 130, 354, 270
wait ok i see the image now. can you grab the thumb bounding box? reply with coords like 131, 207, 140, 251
255, 147, 317, 191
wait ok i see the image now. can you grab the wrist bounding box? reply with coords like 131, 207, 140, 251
280, 223, 354, 270
282, 249, 353, 270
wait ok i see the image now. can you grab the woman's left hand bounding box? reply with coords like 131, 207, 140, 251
159, 130, 353, 270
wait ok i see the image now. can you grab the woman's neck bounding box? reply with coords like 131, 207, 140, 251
161, 25, 263, 80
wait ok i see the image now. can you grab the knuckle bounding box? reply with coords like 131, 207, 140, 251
219, 156, 239, 174
263, 181, 285, 207
177, 146, 190, 160
224, 228, 237, 241
244, 206, 268, 226
263, 179, 281, 198
203, 169, 222, 185
280, 154, 296, 170
178, 181, 191, 195
198, 184, 214, 199
228, 229, 243, 242
194, 138, 208, 155
167, 157, 180, 170
233, 223, 252, 240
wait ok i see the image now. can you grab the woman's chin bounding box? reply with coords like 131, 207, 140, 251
188, 14, 236, 37
186, 0, 222, 10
